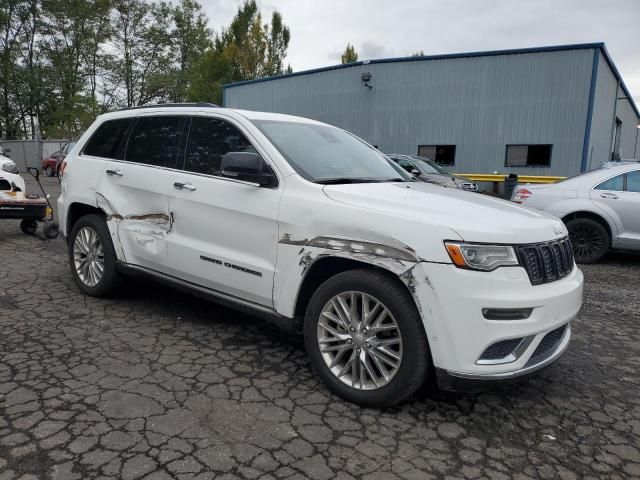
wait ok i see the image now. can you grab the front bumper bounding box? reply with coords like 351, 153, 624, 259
435, 322, 571, 391
408, 261, 583, 386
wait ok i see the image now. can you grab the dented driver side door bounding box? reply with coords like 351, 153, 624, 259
97, 114, 187, 273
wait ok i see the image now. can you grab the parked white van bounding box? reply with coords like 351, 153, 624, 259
58, 104, 583, 406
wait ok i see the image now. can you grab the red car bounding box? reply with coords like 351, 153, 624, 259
42, 141, 75, 177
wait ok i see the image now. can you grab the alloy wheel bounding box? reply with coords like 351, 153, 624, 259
73, 226, 105, 287
569, 224, 606, 261
317, 291, 403, 390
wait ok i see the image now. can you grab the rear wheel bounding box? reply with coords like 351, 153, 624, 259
20, 219, 38, 235
304, 269, 430, 407
68, 214, 120, 296
566, 217, 609, 264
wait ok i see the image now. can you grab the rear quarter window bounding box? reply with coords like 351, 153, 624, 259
595, 174, 624, 191
82, 119, 133, 159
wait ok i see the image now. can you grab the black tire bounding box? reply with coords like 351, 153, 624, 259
68, 214, 121, 297
20, 219, 38, 235
304, 269, 430, 407
566, 217, 609, 264
43, 222, 60, 239
44, 166, 54, 177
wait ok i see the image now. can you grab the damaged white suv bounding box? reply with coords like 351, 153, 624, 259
58, 104, 583, 406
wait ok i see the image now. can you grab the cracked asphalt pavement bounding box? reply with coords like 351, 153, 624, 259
1, 177, 639, 479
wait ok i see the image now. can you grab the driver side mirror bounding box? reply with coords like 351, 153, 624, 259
220, 152, 276, 187
410, 168, 420, 175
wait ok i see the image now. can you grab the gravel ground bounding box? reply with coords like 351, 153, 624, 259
0, 177, 639, 480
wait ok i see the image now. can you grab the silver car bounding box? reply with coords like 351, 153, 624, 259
511, 163, 640, 263
387, 154, 479, 191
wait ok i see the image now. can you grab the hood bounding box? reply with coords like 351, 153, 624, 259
323, 181, 567, 244
418, 173, 455, 186
0, 155, 12, 165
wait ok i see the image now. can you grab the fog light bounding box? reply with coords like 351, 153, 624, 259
482, 308, 533, 320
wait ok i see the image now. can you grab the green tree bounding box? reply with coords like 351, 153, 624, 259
111, 0, 173, 107
0, 0, 292, 137
0, 0, 35, 139
264, 10, 290, 76
188, 0, 291, 105
187, 47, 234, 105
169, 0, 211, 102
341, 43, 358, 64
411, 50, 426, 57
39, 0, 112, 137
217, 0, 290, 80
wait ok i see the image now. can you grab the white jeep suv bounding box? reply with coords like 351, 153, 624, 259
58, 104, 583, 406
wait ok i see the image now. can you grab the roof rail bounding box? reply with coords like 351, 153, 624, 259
118, 102, 219, 111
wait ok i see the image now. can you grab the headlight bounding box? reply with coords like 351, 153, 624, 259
444, 242, 519, 271
1, 162, 18, 174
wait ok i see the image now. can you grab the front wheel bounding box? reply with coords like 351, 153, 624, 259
68, 214, 120, 296
304, 269, 430, 407
43, 222, 60, 239
566, 217, 609, 264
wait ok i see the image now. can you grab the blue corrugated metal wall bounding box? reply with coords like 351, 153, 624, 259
589, 51, 640, 168
225, 46, 635, 177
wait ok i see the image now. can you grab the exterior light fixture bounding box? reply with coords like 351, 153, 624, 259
361, 72, 373, 90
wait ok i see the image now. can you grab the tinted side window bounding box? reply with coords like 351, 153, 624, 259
596, 174, 624, 191
83, 119, 132, 159
626, 171, 640, 193
125, 116, 185, 168
395, 158, 415, 173
184, 117, 256, 176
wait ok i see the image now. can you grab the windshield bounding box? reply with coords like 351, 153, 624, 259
252, 120, 410, 183
410, 155, 447, 174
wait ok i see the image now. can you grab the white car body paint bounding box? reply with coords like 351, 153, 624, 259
0, 154, 26, 194
58, 106, 583, 383
512, 163, 640, 251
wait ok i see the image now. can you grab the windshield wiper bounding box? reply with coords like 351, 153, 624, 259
316, 177, 406, 185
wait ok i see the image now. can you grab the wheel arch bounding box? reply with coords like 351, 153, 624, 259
66, 202, 104, 237
292, 255, 422, 332
562, 210, 613, 246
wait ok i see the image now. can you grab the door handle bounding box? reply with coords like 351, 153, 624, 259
600, 193, 618, 199
173, 182, 196, 191
105, 169, 123, 177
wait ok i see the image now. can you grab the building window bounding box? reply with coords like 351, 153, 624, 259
418, 145, 456, 166
505, 145, 552, 167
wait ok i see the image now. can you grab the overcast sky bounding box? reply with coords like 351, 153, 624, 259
202, 0, 640, 106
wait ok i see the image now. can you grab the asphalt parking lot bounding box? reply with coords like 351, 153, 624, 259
1, 177, 639, 480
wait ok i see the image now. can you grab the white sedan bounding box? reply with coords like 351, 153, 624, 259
0, 148, 26, 195
512, 163, 640, 263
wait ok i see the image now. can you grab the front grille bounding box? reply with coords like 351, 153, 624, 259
479, 338, 523, 360
516, 237, 574, 285
526, 324, 567, 366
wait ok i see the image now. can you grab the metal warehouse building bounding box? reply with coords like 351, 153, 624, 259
223, 43, 640, 178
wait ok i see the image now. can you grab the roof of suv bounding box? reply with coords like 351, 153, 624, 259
99, 104, 327, 126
